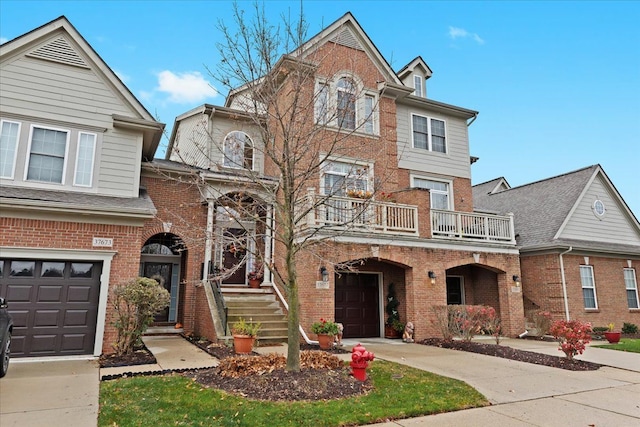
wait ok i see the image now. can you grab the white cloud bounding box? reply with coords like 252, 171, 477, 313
156, 70, 218, 104
448, 26, 485, 45
0, 37, 8, 45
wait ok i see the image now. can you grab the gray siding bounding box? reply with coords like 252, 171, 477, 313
559, 174, 640, 245
0, 40, 147, 198
396, 103, 471, 179
169, 114, 210, 169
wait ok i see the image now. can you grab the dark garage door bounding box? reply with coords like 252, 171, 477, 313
0, 259, 102, 357
335, 273, 380, 338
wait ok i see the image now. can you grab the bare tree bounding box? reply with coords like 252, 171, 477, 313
168, 2, 398, 371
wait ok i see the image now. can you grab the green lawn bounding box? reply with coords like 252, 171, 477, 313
594, 338, 640, 353
99, 360, 488, 427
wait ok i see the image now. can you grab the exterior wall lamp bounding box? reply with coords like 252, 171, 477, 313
428, 270, 437, 285
512, 275, 521, 287
320, 266, 329, 282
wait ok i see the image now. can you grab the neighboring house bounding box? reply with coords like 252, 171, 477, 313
168, 12, 525, 342
0, 17, 165, 357
473, 165, 640, 329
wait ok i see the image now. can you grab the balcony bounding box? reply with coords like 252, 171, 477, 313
303, 193, 419, 235
431, 209, 516, 244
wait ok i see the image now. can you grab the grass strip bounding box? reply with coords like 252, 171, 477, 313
99, 360, 487, 426
593, 338, 640, 353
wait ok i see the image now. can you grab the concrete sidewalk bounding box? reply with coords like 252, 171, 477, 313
350, 338, 640, 427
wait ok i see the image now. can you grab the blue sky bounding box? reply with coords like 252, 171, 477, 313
1, 1, 638, 216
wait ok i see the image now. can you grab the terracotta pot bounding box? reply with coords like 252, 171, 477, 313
233, 334, 255, 354
384, 325, 400, 339
604, 331, 621, 344
248, 279, 261, 288
317, 334, 334, 350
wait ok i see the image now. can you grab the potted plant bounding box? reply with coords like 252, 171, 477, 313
384, 283, 402, 338
604, 323, 621, 344
311, 318, 339, 350
247, 263, 264, 288
231, 317, 261, 354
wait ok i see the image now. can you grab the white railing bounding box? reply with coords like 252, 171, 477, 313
305, 193, 419, 235
431, 209, 516, 244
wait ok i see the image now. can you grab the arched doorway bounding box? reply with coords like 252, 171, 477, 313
140, 233, 185, 323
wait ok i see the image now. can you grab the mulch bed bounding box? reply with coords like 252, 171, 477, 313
420, 338, 603, 371
99, 343, 156, 368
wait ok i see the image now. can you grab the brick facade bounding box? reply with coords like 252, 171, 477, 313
522, 253, 640, 328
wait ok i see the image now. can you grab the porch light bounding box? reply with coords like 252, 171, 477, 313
512, 275, 521, 287
320, 266, 329, 282
428, 271, 436, 285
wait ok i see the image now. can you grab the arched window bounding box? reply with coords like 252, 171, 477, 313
336, 77, 356, 130
223, 131, 253, 169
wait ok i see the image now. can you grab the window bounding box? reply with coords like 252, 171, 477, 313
411, 114, 447, 153
314, 81, 329, 124
223, 131, 253, 169
413, 75, 423, 97
26, 126, 69, 183
363, 95, 375, 134
580, 265, 598, 309
624, 268, 639, 309
412, 177, 451, 210
74, 132, 96, 187
321, 160, 370, 197
336, 77, 356, 130
0, 120, 21, 179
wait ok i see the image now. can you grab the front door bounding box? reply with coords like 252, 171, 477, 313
221, 228, 248, 284
446, 276, 464, 305
142, 262, 172, 322
335, 273, 380, 338
140, 257, 180, 323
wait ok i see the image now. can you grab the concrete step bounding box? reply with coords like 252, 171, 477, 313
228, 308, 284, 317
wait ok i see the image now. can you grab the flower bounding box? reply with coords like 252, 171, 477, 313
346, 189, 373, 199
247, 263, 264, 281
311, 318, 340, 335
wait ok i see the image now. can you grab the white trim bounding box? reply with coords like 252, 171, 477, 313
410, 113, 447, 154
579, 264, 598, 309
24, 124, 70, 185
410, 174, 454, 210
319, 155, 374, 196
0, 246, 116, 357
0, 119, 21, 179
624, 267, 639, 309
222, 130, 254, 170
73, 131, 96, 187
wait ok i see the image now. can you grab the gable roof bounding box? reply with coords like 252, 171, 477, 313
297, 12, 402, 86
0, 16, 164, 160
473, 165, 640, 255
397, 56, 433, 80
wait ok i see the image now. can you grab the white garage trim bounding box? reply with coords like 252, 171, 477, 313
1, 246, 116, 356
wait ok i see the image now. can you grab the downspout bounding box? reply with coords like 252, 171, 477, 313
467, 112, 478, 127
559, 246, 573, 321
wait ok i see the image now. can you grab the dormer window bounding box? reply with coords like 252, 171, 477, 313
413, 75, 423, 97
223, 131, 253, 169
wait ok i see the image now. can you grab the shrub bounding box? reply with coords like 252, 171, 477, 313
529, 310, 553, 336
591, 326, 608, 339
447, 305, 499, 342
111, 277, 171, 356
231, 318, 261, 337
549, 319, 592, 360
622, 322, 638, 334
432, 306, 453, 341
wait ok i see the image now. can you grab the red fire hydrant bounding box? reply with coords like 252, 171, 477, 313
350, 343, 375, 381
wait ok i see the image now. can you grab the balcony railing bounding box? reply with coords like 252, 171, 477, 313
431, 209, 516, 244
304, 193, 419, 235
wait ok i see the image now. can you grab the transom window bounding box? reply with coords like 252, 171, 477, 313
412, 177, 451, 210
624, 268, 639, 309
0, 120, 21, 179
411, 114, 446, 153
580, 265, 598, 309
321, 160, 370, 197
223, 131, 253, 169
26, 126, 68, 183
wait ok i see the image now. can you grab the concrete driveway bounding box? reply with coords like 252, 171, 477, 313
0, 359, 99, 427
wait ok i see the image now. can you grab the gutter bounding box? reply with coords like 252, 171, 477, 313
559, 246, 573, 321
